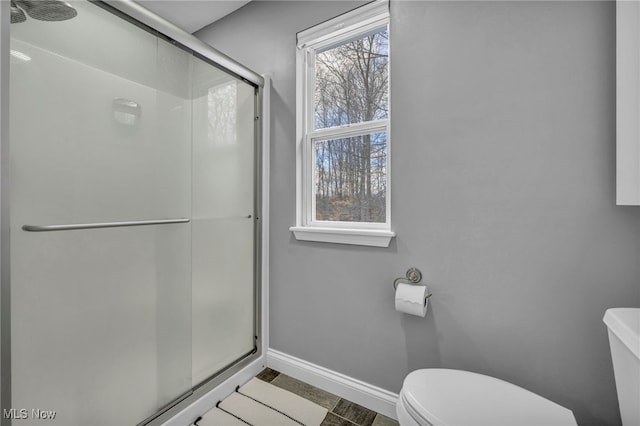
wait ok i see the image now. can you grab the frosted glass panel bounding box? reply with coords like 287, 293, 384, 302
154, 37, 193, 408
9, 14, 190, 224
10, 2, 192, 424
191, 58, 256, 385
9, 0, 259, 422
10, 226, 190, 425
192, 218, 255, 382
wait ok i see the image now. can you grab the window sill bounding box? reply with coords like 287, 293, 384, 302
290, 226, 395, 247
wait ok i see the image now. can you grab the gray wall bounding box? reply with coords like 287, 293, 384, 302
196, 2, 640, 424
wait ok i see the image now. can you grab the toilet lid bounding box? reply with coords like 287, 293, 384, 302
401, 369, 577, 426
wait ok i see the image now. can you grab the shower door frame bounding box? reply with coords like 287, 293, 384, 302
0, 1, 10, 422
0, 1, 269, 425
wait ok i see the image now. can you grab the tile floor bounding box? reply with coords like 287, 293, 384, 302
255, 368, 399, 426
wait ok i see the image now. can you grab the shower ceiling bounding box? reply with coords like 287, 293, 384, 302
135, 0, 251, 33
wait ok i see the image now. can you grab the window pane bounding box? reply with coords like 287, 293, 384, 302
314, 27, 389, 129
314, 132, 387, 223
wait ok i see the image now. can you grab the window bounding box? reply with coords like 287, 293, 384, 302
290, 0, 395, 247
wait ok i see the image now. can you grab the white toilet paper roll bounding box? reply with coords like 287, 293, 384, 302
395, 282, 429, 317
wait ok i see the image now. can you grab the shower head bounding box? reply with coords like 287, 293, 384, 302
14, 0, 77, 22
10, 1, 27, 24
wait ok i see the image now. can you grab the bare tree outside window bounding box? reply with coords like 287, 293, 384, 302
315, 132, 387, 222
313, 28, 389, 223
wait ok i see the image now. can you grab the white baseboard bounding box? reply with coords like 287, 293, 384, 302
266, 349, 399, 420
161, 356, 265, 426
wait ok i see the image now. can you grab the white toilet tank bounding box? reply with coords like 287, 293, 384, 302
603, 308, 640, 426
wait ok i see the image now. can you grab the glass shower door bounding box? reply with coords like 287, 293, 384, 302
191, 56, 257, 386
9, 2, 192, 424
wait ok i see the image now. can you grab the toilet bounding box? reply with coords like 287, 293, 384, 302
396, 369, 577, 426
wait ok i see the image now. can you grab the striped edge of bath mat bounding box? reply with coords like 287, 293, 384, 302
194, 378, 328, 426
194, 405, 247, 426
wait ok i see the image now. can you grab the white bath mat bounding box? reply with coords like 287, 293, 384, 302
194, 378, 328, 426
220, 393, 300, 425
196, 407, 247, 426
239, 378, 328, 425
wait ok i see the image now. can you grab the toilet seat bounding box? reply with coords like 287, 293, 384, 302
398, 369, 577, 426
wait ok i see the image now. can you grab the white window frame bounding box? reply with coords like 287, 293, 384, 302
290, 0, 395, 247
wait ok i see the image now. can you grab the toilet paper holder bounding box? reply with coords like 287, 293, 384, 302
393, 268, 432, 300
393, 267, 422, 289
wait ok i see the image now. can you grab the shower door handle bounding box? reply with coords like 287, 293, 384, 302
22, 218, 190, 232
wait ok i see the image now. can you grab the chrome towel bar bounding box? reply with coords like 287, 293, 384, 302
22, 218, 190, 232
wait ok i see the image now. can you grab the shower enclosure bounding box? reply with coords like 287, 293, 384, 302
2, 1, 265, 424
